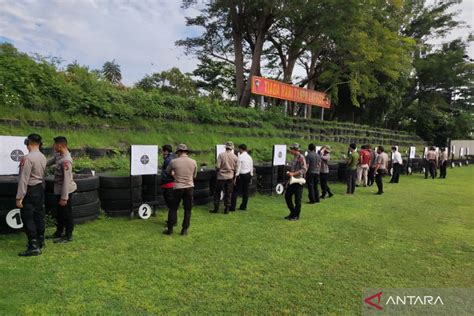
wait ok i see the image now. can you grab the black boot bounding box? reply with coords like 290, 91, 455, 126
54, 235, 73, 244
224, 207, 229, 214
209, 204, 219, 213
37, 235, 45, 249
18, 239, 41, 257
180, 229, 188, 236
46, 230, 64, 239
162, 229, 173, 235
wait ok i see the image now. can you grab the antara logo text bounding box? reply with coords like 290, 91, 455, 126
364, 291, 444, 310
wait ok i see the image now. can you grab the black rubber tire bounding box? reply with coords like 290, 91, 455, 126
0, 197, 16, 210
194, 188, 211, 199
142, 174, 161, 186
73, 200, 100, 218
0, 209, 18, 234
194, 196, 212, 206
45, 191, 99, 207
255, 165, 277, 175
0, 176, 18, 196
74, 214, 99, 224
196, 169, 216, 181
142, 184, 163, 196
194, 180, 210, 190
45, 175, 100, 193
99, 187, 142, 200
101, 199, 142, 211
99, 175, 142, 189
104, 209, 134, 217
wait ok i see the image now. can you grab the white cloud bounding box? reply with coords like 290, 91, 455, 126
0, 0, 201, 85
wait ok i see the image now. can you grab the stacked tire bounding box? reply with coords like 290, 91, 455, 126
45, 174, 101, 224
249, 168, 257, 196
99, 175, 142, 217
0, 176, 20, 234
255, 165, 279, 195
328, 163, 339, 182
142, 174, 165, 208
194, 169, 215, 205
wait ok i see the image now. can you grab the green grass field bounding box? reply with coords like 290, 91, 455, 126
1, 167, 473, 314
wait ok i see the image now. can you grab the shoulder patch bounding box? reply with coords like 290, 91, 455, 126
63, 160, 71, 171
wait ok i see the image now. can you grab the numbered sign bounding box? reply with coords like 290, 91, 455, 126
275, 183, 285, 195
6, 209, 23, 229
138, 204, 152, 220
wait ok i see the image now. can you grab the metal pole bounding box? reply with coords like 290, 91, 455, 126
284, 100, 288, 116
260, 95, 264, 110
321, 108, 325, 120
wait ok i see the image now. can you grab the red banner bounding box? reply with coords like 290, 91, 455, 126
251, 76, 330, 108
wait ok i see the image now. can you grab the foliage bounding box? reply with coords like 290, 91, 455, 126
101, 59, 122, 85
135, 67, 198, 97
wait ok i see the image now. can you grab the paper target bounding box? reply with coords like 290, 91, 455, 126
0, 136, 28, 175
138, 203, 152, 220
275, 183, 284, 195
273, 145, 287, 166
409, 146, 416, 159
216, 145, 226, 162
131, 145, 158, 176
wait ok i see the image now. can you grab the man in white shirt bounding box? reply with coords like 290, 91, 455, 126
389, 146, 403, 184
230, 144, 253, 211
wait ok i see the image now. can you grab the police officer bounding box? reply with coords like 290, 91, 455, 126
163, 144, 197, 236
439, 147, 448, 179
319, 145, 333, 199
46, 136, 77, 243
305, 143, 321, 204
16, 134, 47, 257
210, 141, 238, 214
425, 146, 438, 180
285, 143, 307, 221
374, 146, 389, 195
230, 144, 253, 211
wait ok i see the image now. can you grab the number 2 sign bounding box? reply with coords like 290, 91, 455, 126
6, 209, 23, 229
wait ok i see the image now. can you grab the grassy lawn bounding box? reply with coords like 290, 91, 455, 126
0, 167, 472, 314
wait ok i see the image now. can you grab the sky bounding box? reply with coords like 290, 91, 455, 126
0, 0, 472, 86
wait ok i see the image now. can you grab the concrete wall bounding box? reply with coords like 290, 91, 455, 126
450, 140, 474, 158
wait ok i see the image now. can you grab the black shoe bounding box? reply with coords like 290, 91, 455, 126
46, 232, 64, 240
162, 229, 173, 235
180, 229, 188, 236
239, 207, 247, 211
54, 236, 73, 244
37, 235, 45, 249
209, 210, 218, 214
328, 193, 334, 198
288, 216, 299, 221
284, 215, 292, 220
375, 192, 384, 195
320, 195, 326, 199
18, 240, 41, 257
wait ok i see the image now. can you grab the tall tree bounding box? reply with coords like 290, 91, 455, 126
102, 59, 122, 85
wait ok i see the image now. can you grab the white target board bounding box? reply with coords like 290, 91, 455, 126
216, 144, 226, 162
273, 145, 287, 166
424, 147, 428, 158
460, 147, 464, 157
0, 136, 28, 175
131, 145, 158, 176
316, 146, 322, 153
409, 146, 416, 159
451, 145, 455, 156
467, 148, 470, 156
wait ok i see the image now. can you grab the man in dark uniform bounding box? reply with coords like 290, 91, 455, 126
305, 143, 321, 204
161, 145, 176, 212
319, 145, 333, 198
284, 143, 307, 221
16, 134, 47, 256
46, 136, 77, 243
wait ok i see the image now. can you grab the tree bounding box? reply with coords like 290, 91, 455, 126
102, 59, 122, 85
136, 67, 198, 97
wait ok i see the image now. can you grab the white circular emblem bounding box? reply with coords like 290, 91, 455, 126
6, 209, 23, 229
275, 183, 284, 195
138, 203, 152, 220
